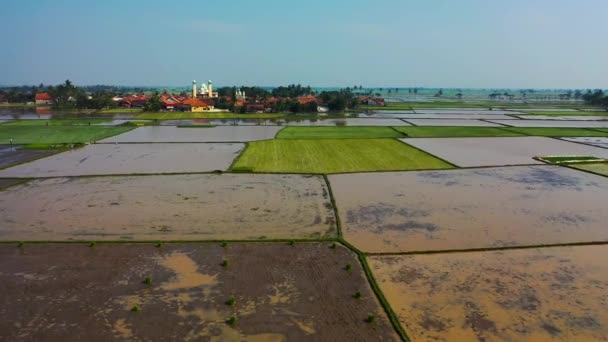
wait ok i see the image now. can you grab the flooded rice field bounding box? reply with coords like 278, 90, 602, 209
363, 113, 516, 120
404, 119, 502, 127
561, 137, 608, 149
489, 119, 608, 128
0, 145, 56, 169
570, 163, 608, 176
0, 243, 397, 341
329, 165, 608, 253
414, 109, 521, 115
402, 137, 608, 167
99, 126, 283, 143
283, 118, 410, 126
516, 115, 608, 121
0, 143, 243, 177
369, 245, 608, 341
0, 174, 336, 240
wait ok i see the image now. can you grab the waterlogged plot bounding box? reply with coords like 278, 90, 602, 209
365, 113, 516, 120
0, 174, 336, 240
276, 127, 404, 139
284, 118, 410, 126
369, 245, 608, 341
570, 163, 608, 177
0, 143, 243, 177
0, 125, 133, 144
516, 115, 608, 121
561, 137, 608, 149
404, 119, 503, 127
0, 145, 55, 169
0, 243, 397, 341
502, 127, 608, 137
414, 109, 520, 115
489, 119, 608, 128
233, 139, 454, 174
402, 137, 608, 167
393, 126, 523, 138
99, 126, 282, 143
329, 166, 608, 253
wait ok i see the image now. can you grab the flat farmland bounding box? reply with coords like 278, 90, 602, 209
404, 119, 502, 127
0, 125, 133, 144
0, 146, 56, 169
490, 119, 608, 128
0, 143, 243, 177
329, 166, 608, 253
232, 139, 454, 174
393, 126, 524, 138
0, 174, 336, 241
402, 137, 608, 167
0, 243, 398, 341
276, 127, 404, 139
561, 137, 608, 149
569, 162, 608, 176
369, 245, 608, 341
501, 127, 608, 137
284, 118, 410, 126
99, 126, 282, 143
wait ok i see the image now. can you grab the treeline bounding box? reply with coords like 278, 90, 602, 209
47, 80, 118, 110
215, 84, 358, 112
0, 83, 156, 104
582, 90, 608, 109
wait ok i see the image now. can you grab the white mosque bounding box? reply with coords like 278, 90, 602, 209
192, 80, 218, 98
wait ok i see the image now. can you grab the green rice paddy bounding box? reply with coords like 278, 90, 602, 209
0, 126, 133, 144
277, 127, 404, 139
231, 139, 454, 174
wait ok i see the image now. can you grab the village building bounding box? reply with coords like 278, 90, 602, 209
359, 96, 385, 106
119, 95, 151, 108
181, 97, 214, 112
35, 93, 53, 105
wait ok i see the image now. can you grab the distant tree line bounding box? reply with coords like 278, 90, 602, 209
582, 90, 608, 110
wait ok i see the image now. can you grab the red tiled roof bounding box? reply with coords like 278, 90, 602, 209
297, 95, 319, 105
182, 98, 210, 107
35, 93, 52, 101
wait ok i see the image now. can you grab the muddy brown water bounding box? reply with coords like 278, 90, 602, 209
329, 165, 608, 253
99, 126, 283, 143
0, 143, 244, 177
369, 245, 608, 341
0, 243, 398, 341
0, 174, 335, 241
402, 137, 608, 167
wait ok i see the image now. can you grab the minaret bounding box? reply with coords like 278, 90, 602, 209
192, 80, 197, 98
208, 80, 213, 97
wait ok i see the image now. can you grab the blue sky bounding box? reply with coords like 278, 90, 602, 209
1, 0, 607, 88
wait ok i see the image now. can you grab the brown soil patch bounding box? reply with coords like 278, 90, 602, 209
369, 245, 608, 341
0, 243, 397, 341
330, 165, 608, 253
0, 174, 336, 241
